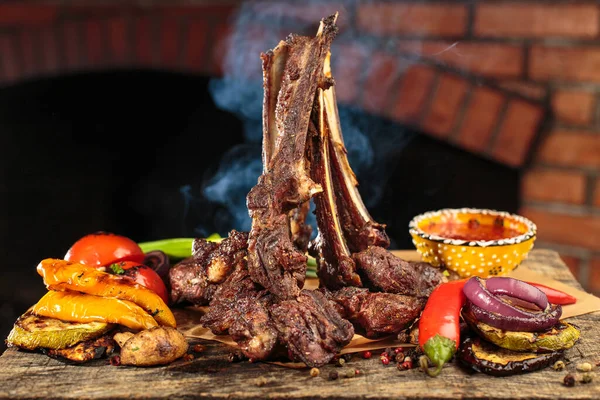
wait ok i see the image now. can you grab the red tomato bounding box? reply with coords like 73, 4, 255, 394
109, 261, 170, 305
64, 231, 145, 267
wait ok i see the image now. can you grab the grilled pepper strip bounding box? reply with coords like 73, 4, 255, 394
526, 282, 577, 305
418, 279, 467, 377
32, 290, 159, 331
37, 258, 176, 328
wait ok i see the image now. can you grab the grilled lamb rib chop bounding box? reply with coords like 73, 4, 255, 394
246, 15, 338, 300
309, 51, 445, 295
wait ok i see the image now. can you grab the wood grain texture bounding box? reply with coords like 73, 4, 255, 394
1, 249, 599, 400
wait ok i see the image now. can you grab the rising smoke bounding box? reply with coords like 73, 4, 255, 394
188, 0, 417, 237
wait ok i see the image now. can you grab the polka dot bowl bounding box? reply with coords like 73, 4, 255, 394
408, 208, 537, 278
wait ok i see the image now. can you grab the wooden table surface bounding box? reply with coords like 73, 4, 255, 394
0, 249, 599, 400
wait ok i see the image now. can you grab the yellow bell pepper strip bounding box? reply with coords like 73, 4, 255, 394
37, 258, 176, 328
32, 290, 159, 331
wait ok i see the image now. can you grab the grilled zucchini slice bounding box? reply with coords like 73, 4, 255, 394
5, 310, 114, 350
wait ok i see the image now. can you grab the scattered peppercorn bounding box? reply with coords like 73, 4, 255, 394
344, 368, 356, 379
394, 347, 404, 354
183, 353, 194, 362
335, 357, 346, 367
563, 374, 576, 387
553, 361, 566, 371
109, 355, 121, 366
395, 352, 405, 363
255, 377, 268, 387
310, 368, 320, 377
380, 355, 390, 365
328, 371, 339, 381
193, 344, 205, 353
342, 353, 352, 362
355, 369, 361, 376
581, 373, 593, 384
362, 351, 372, 359
576, 362, 593, 372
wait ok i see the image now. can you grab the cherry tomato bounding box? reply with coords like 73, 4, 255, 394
64, 231, 145, 267
109, 261, 170, 305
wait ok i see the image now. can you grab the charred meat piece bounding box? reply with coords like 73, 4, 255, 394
324, 286, 425, 339
169, 230, 248, 306
246, 15, 338, 300
353, 246, 445, 298
270, 289, 354, 367
200, 268, 278, 362
246, 215, 309, 300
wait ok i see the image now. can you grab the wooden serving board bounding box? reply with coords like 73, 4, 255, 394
0, 249, 599, 400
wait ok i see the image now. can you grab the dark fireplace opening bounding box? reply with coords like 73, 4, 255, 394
0, 69, 519, 353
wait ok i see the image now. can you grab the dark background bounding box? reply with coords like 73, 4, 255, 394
0, 70, 519, 353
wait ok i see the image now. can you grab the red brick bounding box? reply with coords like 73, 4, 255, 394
107, 16, 129, 65
184, 19, 209, 72
19, 30, 36, 76
590, 257, 600, 294
361, 53, 400, 115
397, 40, 523, 78
457, 87, 504, 153
521, 169, 587, 205
594, 178, 600, 208
519, 207, 600, 251
154, 5, 237, 20
357, 3, 467, 37
491, 99, 544, 167
134, 16, 155, 68
530, 46, 600, 83
552, 90, 595, 126
0, 36, 18, 82
0, 4, 57, 27
85, 19, 105, 67
536, 131, 600, 168
159, 17, 182, 69
421, 73, 468, 139
332, 44, 368, 105
559, 254, 581, 282
207, 21, 232, 76
63, 21, 82, 70
389, 65, 436, 124
474, 3, 599, 38
497, 81, 548, 100
39, 27, 59, 74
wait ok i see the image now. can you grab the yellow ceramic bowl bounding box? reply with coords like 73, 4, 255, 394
408, 208, 537, 278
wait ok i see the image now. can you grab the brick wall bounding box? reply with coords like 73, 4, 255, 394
0, 0, 598, 293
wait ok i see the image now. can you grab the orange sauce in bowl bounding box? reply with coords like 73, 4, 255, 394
423, 219, 522, 241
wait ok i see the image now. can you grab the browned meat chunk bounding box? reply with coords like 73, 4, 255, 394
324, 286, 425, 339
270, 289, 354, 367
353, 246, 445, 299
168, 230, 248, 305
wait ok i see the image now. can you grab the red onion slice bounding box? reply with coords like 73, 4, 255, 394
463, 300, 562, 332
486, 277, 549, 311
463, 277, 545, 319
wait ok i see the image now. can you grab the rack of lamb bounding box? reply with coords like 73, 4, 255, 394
168, 13, 445, 368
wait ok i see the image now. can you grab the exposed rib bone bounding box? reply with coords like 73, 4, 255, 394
321, 53, 390, 253
309, 95, 361, 290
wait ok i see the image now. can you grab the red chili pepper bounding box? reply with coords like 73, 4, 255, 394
525, 282, 577, 305
418, 278, 467, 377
